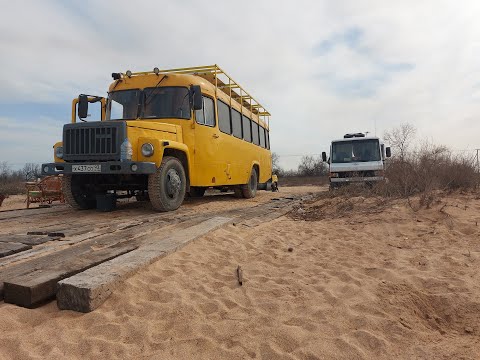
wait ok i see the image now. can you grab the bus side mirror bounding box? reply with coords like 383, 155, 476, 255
78, 94, 89, 119
321, 152, 327, 162
190, 85, 203, 111
386, 147, 391, 158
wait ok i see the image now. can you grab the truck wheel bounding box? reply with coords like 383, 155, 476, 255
63, 175, 96, 210
189, 187, 206, 198
148, 156, 186, 211
242, 168, 258, 199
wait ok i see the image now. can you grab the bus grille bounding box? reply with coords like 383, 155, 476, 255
63, 122, 126, 161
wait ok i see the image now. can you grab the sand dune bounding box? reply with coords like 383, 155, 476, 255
1, 188, 479, 359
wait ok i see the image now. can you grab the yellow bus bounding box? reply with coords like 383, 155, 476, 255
42, 65, 272, 211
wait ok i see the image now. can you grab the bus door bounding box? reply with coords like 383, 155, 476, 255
193, 96, 221, 186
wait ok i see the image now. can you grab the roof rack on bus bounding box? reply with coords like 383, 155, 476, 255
122, 65, 271, 128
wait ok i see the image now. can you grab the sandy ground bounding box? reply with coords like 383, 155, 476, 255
0, 195, 30, 211
1, 187, 480, 359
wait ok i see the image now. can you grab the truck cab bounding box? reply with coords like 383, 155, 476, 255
322, 133, 391, 189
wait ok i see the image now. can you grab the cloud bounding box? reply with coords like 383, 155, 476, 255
0, 0, 479, 170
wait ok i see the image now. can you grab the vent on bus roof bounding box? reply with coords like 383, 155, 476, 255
344, 133, 366, 138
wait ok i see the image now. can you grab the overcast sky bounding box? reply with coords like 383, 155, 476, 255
1, 0, 479, 170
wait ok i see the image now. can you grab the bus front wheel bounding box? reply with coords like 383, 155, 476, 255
63, 175, 96, 210
148, 156, 186, 212
241, 168, 258, 199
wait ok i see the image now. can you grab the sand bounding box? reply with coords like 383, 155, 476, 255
1, 187, 480, 359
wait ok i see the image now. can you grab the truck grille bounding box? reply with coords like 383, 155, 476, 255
63, 122, 126, 161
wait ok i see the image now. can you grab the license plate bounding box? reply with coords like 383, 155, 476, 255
72, 164, 102, 173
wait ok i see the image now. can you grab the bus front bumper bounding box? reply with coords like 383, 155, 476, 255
41, 161, 157, 175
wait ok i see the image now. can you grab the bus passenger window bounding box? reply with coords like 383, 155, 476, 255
259, 126, 266, 148
266, 130, 270, 149
218, 100, 231, 134
232, 109, 242, 139
242, 115, 252, 142
252, 121, 259, 145
195, 106, 204, 125
195, 96, 215, 126
203, 97, 215, 126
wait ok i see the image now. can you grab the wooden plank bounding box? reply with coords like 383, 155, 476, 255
57, 216, 232, 312
3, 242, 137, 308
0, 206, 67, 221
0, 243, 32, 258
0, 212, 206, 300
0, 235, 59, 246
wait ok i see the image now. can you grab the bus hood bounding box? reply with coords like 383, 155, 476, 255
330, 161, 384, 172
125, 120, 178, 134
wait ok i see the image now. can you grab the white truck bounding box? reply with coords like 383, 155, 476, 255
322, 133, 391, 189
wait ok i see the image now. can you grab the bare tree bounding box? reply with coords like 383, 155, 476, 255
298, 155, 328, 176
271, 152, 282, 174
0, 162, 11, 181
384, 123, 416, 160
22, 163, 41, 181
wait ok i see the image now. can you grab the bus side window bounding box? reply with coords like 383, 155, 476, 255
195, 104, 204, 125
232, 109, 242, 139
266, 130, 270, 149
242, 115, 252, 142
259, 126, 266, 148
218, 100, 231, 134
252, 121, 259, 145
195, 96, 215, 127
203, 97, 215, 126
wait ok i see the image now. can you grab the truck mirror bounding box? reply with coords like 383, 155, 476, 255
190, 85, 203, 111
78, 94, 89, 119
386, 147, 391, 158
321, 152, 327, 162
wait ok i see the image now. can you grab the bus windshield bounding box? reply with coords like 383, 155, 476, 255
105, 87, 192, 121
332, 139, 381, 163
143, 87, 191, 119
106, 89, 140, 120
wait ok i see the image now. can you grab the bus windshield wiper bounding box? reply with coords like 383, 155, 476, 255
145, 75, 168, 106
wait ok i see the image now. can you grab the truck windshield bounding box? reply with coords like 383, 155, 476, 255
143, 87, 191, 119
106, 89, 140, 120
332, 139, 381, 163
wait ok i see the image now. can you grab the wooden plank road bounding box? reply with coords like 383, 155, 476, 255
0, 193, 319, 310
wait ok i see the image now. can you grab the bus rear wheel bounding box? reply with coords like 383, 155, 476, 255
148, 156, 186, 212
63, 175, 96, 210
241, 168, 258, 199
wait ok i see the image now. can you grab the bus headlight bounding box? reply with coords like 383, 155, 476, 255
55, 146, 64, 159
141, 143, 154, 157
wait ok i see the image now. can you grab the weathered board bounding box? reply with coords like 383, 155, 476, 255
56, 216, 233, 312
0, 235, 59, 246
3, 243, 137, 308
0, 242, 32, 258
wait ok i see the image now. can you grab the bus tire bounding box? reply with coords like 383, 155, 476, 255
148, 156, 186, 212
189, 187, 206, 198
242, 168, 258, 199
63, 175, 96, 210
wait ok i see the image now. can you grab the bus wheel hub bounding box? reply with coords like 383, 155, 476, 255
166, 169, 181, 198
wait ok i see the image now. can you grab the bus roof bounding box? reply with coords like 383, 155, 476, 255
119, 65, 271, 128
332, 136, 380, 143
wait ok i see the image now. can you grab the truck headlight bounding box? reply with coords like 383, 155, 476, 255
141, 143, 154, 157
329, 172, 339, 178
55, 146, 64, 159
